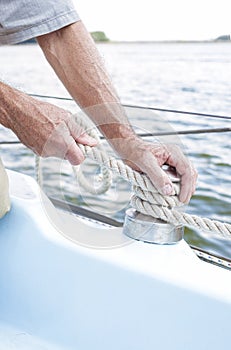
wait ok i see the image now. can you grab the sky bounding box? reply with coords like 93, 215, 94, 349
72, 0, 230, 41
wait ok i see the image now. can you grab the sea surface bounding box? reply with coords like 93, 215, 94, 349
1, 42, 231, 258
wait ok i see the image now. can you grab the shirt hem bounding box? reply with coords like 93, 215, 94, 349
0, 10, 80, 45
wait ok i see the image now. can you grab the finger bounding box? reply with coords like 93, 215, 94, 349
67, 117, 98, 146
179, 175, 191, 203
76, 132, 98, 146
178, 163, 196, 203
65, 141, 85, 165
191, 166, 198, 196
139, 155, 175, 196
166, 149, 196, 203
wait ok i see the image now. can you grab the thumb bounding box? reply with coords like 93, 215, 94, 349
65, 140, 85, 165
67, 117, 97, 147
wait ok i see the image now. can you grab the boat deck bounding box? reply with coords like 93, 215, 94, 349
0, 170, 231, 350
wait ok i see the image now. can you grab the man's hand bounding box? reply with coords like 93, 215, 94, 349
0, 82, 97, 165
110, 135, 197, 204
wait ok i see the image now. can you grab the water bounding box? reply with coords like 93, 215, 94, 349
0, 42, 231, 258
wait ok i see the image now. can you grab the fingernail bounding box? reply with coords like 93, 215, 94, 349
162, 184, 173, 196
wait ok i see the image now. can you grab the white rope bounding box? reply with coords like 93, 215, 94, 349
72, 114, 112, 195
36, 115, 231, 238
76, 144, 231, 237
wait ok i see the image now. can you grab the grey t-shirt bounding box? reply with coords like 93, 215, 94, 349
0, 0, 80, 45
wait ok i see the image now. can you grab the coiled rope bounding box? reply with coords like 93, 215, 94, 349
36, 113, 231, 239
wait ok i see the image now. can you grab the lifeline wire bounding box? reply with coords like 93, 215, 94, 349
1, 124, 231, 146
21, 93, 231, 137
28, 93, 231, 120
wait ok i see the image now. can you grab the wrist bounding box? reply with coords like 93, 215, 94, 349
103, 125, 141, 161
100, 122, 135, 140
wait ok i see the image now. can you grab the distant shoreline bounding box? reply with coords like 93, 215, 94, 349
16, 30, 231, 45
19, 38, 231, 45
98, 39, 231, 44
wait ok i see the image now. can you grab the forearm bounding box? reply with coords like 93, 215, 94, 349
0, 81, 20, 129
0, 81, 97, 163
0, 81, 39, 139
36, 21, 136, 142
0, 82, 47, 154
0, 81, 54, 151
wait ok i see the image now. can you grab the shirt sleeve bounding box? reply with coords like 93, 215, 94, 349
0, 0, 80, 45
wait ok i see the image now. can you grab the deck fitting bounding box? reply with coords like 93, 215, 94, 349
123, 208, 184, 244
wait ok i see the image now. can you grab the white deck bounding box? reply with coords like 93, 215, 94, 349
0, 170, 231, 350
